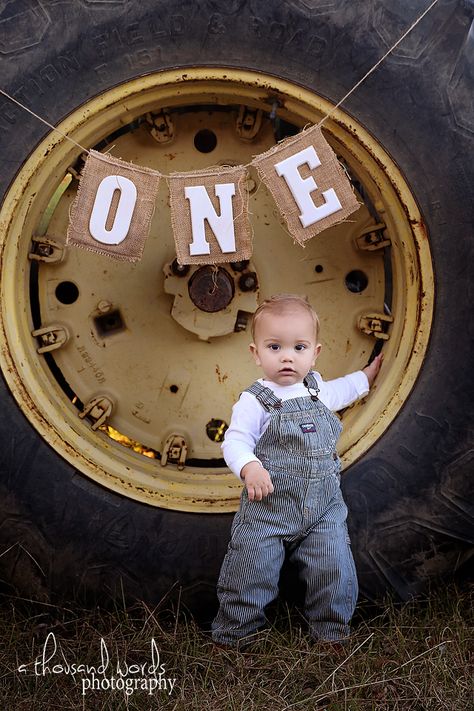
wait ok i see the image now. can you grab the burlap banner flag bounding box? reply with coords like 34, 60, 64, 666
66, 150, 160, 262
169, 165, 252, 266
252, 125, 360, 245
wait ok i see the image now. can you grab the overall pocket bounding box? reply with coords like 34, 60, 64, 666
278, 408, 342, 456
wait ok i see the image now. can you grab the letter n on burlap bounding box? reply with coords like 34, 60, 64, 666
66, 149, 160, 262
169, 165, 252, 265
252, 125, 360, 245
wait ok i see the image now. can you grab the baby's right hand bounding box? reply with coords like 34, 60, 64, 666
363, 353, 384, 387
240, 462, 274, 501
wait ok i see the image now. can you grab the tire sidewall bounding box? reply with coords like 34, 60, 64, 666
0, 0, 472, 605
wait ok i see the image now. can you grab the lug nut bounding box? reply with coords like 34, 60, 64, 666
234, 311, 250, 332
238, 272, 258, 292
171, 259, 190, 277
230, 260, 249, 273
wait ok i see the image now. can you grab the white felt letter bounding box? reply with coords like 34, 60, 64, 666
275, 146, 342, 228
89, 175, 137, 244
185, 183, 237, 256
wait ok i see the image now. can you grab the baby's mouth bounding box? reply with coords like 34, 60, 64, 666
279, 368, 296, 374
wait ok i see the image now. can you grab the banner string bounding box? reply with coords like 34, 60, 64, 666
0, 88, 91, 154
0, 0, 440, 169
317, 0, 440, 128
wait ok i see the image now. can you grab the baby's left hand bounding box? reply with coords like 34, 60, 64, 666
363, 353, 384, 387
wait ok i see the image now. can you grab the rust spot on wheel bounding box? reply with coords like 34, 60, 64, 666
188, 266, 235, 312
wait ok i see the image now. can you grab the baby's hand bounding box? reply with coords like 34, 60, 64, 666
241, 462, 274, 501
363, 353, 384, 387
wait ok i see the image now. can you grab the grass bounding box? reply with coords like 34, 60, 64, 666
0, 582, 472, 710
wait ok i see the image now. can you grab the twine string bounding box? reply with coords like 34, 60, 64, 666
0, 88, 90, 154
0, 0, 440, 168
317, 0, 440, 128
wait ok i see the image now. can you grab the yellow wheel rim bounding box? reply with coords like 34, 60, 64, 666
0, 69, 434, 511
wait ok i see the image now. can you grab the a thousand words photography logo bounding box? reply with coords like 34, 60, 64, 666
17, 631, 177, 698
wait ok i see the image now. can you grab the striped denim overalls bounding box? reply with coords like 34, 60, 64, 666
212, 371, 358, 646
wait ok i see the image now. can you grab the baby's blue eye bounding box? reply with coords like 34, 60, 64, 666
295, 344, 307, 351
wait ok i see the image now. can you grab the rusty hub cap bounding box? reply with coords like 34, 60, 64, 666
188, 266, 235, 312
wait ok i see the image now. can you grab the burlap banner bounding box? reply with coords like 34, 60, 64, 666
66, 126, 358, 264
252, 125, 360, 245
66, 150, 160, 262
169, 165, 252, 266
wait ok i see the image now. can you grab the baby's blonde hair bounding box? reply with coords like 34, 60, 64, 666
251, 293, 320, 341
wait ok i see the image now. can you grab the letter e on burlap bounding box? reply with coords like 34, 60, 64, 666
169, 165, 252, 265
252, 125, 359, 245
66, 150, 160, 262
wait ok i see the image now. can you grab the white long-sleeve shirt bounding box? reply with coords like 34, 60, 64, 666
222, 370, 369, 478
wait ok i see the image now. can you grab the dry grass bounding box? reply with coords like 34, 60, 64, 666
0, 582, 472, 710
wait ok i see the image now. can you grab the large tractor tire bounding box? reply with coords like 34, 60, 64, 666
0, 0, 472, 618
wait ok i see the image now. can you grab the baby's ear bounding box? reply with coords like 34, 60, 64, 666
313, 343, 322, 363
249, 343, 261, 366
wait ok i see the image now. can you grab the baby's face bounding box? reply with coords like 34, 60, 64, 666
250, 308, 321, 386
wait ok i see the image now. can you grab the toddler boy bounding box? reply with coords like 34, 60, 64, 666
212, 293, 382, 647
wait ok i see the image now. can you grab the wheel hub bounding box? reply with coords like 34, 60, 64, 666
188, 266, 235, 313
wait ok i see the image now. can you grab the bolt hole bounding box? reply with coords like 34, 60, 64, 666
169, 384, 179, 394
94, 309, 125, 337
194, 129, 217, 153
315, 264, 324, 273
345, 270, 369, 293
55, 281, 79, 304
206, 418, 228, 443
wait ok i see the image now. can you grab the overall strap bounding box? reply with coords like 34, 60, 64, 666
303, 370, 320, 400
245, 381, 283, 412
